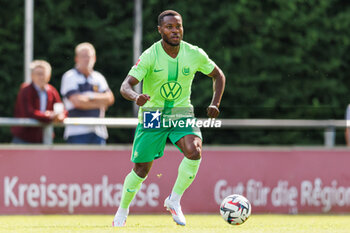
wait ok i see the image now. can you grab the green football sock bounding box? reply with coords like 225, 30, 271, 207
120, 169, 146, 209
173, 157, 201, 195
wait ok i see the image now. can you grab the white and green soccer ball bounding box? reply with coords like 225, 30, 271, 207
220, 194, 251, 225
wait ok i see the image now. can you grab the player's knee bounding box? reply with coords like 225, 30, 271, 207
133, 168, 148, 178
186, 145, 201, 160
133, 164, 151, 178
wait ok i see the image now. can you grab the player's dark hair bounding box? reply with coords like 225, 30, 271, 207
158, 10, 182, 26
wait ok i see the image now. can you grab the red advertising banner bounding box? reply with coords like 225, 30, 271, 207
0, 146, 350, 214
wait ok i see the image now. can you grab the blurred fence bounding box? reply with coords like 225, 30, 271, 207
0, 117, 346, 147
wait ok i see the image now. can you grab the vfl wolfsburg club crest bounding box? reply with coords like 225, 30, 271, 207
160, 81, 182, 101
182, 66, 190, 76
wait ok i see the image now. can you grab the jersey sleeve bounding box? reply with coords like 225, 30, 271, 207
197, 48, 216, 75
60, 71, 79, 98
94, 72, 110, 92
128, 50, 152, 82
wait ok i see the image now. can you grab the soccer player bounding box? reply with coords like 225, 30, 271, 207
113, 10, 225, 227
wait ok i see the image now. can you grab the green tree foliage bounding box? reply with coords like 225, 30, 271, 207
1, 0, 350, 145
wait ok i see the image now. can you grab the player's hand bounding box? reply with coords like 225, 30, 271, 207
207, 105, 220, 118
136, 94, 150, 106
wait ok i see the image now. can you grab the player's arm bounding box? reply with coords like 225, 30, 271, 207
207, 65, 226, 118
120, 75, 150, 106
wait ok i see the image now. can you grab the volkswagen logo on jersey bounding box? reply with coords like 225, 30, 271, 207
143, 110, 161, 129
160, 81, 182, 101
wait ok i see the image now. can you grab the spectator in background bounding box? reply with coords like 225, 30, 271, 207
11, 60, 66, 143
60, 42, 115, 144
345, 105, 350, 146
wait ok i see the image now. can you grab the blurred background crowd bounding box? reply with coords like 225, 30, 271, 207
1, 0, 350, 145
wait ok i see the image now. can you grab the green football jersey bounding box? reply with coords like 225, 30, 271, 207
128, 40, 215, 121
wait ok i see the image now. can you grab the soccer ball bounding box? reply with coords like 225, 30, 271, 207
220, 194, 251, 225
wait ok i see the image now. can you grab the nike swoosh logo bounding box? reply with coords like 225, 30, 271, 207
127, 188, 136, 193
154, 69, 164, 72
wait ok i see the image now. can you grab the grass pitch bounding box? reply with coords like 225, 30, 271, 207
1, 214, 350, 233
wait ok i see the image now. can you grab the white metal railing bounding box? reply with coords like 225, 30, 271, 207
0, 117, 346, 147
